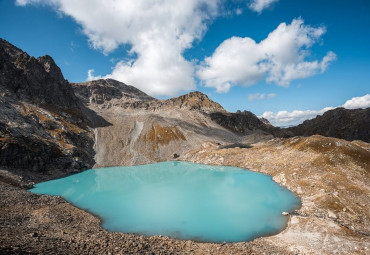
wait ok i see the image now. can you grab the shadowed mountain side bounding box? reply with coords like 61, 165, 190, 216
1, 38, 370, 255
1, 37, 369, 178
0, 39, 110, 181
285, 107, 370, 142
209, 111, 279, 135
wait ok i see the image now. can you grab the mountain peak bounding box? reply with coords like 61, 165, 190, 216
72, 78, 154, 106
165, 91, 226, 113
0, 38, 79, 110
37, 55, 65, 81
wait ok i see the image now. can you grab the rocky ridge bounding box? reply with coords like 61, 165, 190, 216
285, 107, 370, 142
72, 79, 155, 106
72, 79, 225, 113
209, 111, 279, 135
0, 38, 108, 183
1, 38, 370, 254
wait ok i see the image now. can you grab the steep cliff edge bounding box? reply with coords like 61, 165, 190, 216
1, 38, 370, 255
0, 39, 108, 181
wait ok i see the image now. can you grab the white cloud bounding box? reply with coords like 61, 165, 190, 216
261, 94, 370, 127
342, 94, 370, 109
17, 0, 220, 97
235, 8, 243, 15
197, 18, 336, 93
87, 69, 102, 81
248, 93, 276, 101
261, 107, 334, 127
248, 0, 278, 13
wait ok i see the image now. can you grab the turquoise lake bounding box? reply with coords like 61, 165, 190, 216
30, 161, 301, 243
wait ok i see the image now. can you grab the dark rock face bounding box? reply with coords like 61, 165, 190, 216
0, 39, 79, 110
286, 107, 370, 142
209, 111, 277, 135
259, 117, 272, 126
0, 39, 109, 180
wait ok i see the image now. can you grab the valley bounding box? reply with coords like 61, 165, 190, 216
0, 38, 369, 254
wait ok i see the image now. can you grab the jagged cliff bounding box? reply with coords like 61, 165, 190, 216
0, 39, 108, 181
72, 79, 225, 113
209, 111, 278, 135
72, 79, 155, 107
0, 38, 370, 255
0, 39, 245, 179
1, 38, 369, 180
285, 107, 370, 142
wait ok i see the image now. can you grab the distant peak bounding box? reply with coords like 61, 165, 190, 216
165, 91, 226, 113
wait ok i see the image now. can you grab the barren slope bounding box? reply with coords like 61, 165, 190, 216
182, 135, 370, 254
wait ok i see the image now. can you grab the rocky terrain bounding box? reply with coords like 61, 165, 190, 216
71, 78, 242, 167
209, 111, 279, 136
182, 136, 370, 254
285, 107, 370, 142
0, 39, 110, 184
0, 38, 369, 254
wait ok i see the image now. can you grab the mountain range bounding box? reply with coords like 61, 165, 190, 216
1, 38, 369, 254
1, 38, 369, 180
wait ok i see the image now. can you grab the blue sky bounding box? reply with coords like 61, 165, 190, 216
1, 0, 369, 126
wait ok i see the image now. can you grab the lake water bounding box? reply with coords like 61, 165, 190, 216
30, 161, 300, 243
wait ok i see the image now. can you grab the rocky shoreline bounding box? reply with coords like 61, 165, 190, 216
1, 38, 369, 254
0, 179, 294, 255
1, 135, 369, 254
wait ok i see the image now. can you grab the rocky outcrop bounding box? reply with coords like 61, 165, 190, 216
285, 107, 370, 142
1, 38, 370, 255
0, 39, 109, 180
73, 80, 225, 113
0, 39, 79, 111
259, 117, 272, 126
72, 79, 154, 106
209, 111, 278, 135
160, 91, 225, 113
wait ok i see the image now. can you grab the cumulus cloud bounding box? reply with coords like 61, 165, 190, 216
248, 0, 278, 13
342, 94, 370, 109
87, 69, 102, 81
261, 94, 370, 127
197, 18, 336, 93
261, 107, 334, 127
248, 93, 276, 101
17, 0, 220, 96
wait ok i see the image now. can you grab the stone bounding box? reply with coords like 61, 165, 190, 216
328, 210, 337, 219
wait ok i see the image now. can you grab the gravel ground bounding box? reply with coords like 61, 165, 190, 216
1, 135, 369, 254
0, 181, 293, 255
